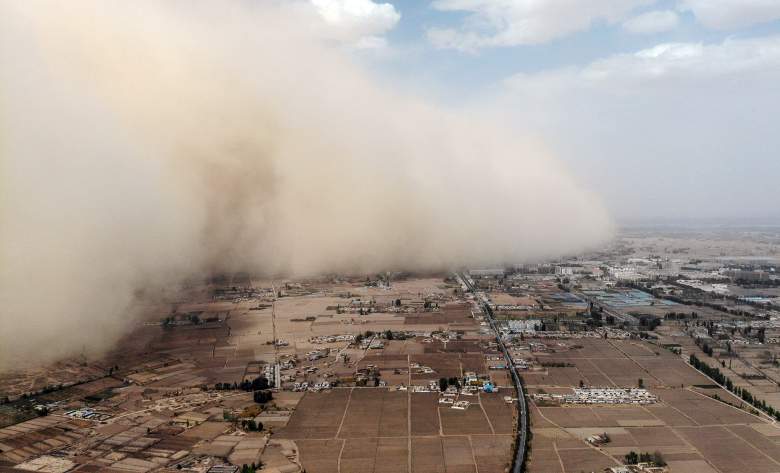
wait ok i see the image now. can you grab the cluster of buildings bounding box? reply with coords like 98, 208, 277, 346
291, 381, 331, 392
410, 362, 436, 375
532, 388, 657, 405
676, 279, 729, 294
309, 334, 354, 344
438, 396, 471, 410
64, 407, 113, 421
606, 464, 668, 473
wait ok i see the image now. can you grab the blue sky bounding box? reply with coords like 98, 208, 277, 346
352, 0, 780, 88
311, 0, 780, 222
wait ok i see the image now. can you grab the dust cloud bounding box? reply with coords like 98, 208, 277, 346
0, 1, 612, 368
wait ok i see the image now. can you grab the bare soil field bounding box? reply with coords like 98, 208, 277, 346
442, 436, 476, 473
656, 388, 758, 425
410, 393, 440, 436
480, 392, 515, 434
524, 337, 780, 473
526, 447, 563, 472
556, 447, 616, 472
0, 276, 520, 473
624, 426, 685, 446
339, 437, 408, 473
536, 406, 602, 428
586, 358, 644, 387
439, 404, 493, 435
280, 388, 514, 473
470, 435, 513, 473
411, 436, 445, 473
296, 439, 341, 473
634, 356, 711, 387
676, 425, 780, 472
275, 389, 349, 439
410, 353, 462, 380
523, 367, 586, 387
338, 388, 408, 438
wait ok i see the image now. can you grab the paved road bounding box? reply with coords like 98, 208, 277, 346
457, 273, 528, 473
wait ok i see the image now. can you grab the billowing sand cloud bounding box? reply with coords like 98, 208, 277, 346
0, 1, 612, 368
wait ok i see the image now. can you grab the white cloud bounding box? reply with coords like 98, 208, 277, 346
506, 35, 780, 89
681, 0, 780, 30
311, 0, 400, 42
622, 9, 679, 34
501, 35, 780, 220
427, 0, 652, 51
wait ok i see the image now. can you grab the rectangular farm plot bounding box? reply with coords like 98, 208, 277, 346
554, 339, 626, 359
643, 405, 698, 427
275, 389, 349, 439
373, 437, 410, 473
726, 425, 780, 464
410, 392, 440, 436
526, 447, 563, 473
574, 361, 614, 387
624, 426, 685, 447
634, 357, 711, 387
592, 405, 662, 427
556, 447, 617, 472
439, 404, 493, 435
459, 354, 486, 373
657, 389, 758, 425
470, 435, 513, 473
410, 354, 462, 380
340, 438, 380, 473
480, 392, 515, 434
586, 358, 648, 387
338, 388, 408, 438
609, 340, 659, 357
411, 437, 445, 473
296, 439, 342, 473
676, 425, 780, 473
523, 367, 586, 387
442, 436, 476, 473
536, 407, 602, 428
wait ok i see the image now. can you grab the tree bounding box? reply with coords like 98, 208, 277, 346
241, 419, 263, 432
439, 378, 448, 392
253, 390, 273, 404
637, 378, 644, 388
250, 376, 269, 391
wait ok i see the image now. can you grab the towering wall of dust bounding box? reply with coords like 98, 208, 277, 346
0, 1, 612, 368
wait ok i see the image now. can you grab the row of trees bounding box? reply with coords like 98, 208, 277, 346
214, 376, 270, 392
664, 311, 699, 320
240, 419, 263, 431
439, 377, 462, 392
689, 354, 780, 421
624, 450, 665, 466
355, 329, 409, 345
253, 390, 273, 404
